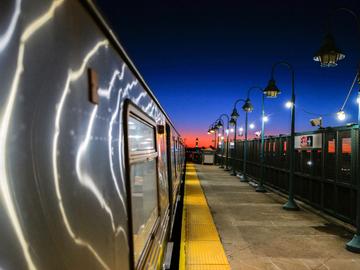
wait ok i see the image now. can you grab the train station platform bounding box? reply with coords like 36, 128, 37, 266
180, 163, 360, 270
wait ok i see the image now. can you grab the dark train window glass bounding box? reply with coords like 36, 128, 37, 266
128, 114, 159, 266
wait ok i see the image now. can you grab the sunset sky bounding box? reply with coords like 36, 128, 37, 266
97, 0, 360, 147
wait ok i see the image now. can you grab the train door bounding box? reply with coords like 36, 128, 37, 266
124, 103, 160, 269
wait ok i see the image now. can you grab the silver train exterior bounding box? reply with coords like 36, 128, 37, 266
0, 1, 185, 269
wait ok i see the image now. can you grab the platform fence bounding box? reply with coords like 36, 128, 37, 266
216, 125, 359, 226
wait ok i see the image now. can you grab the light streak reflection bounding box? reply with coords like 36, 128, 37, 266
52, 40, 111, 270
0, 0, 21, 52
0, 1, 64, 270
107, 78, 138, 213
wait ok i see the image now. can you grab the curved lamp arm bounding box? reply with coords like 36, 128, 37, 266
233, 98, 246, 109
328, 8, 360, 37
247, 86, 264, 99
270, 61, 295, 81
218, 114, 230, 129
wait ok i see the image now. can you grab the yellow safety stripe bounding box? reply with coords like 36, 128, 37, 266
179, 163, 230, 270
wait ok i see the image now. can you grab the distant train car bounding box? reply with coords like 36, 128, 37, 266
0, 1, 185, 269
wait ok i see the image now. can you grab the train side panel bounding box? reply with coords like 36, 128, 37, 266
0, 1, 183, 269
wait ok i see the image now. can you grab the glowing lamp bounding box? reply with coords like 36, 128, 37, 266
313, 34, 345, 67
285, 101, 293, 109
242, 99, 254, 112
231, 108, 239, 120
264, 79, 281, 98
337, 110, 346, 121
249, 123, 255, 129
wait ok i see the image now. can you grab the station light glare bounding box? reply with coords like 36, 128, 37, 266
239, 127, 244, 132
221, 136, 224, 140
230, 128, 234, 133
285, 101, 293, 109
249, 123, 255, 129
218, 133, 222, 137
225, 129, 229, 134
262, 116, 269, 122
357, 96, 360, 104
337, 110, 346, 121
307, 160, 313, 166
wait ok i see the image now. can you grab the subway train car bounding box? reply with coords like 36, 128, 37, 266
0, 1, 185, 269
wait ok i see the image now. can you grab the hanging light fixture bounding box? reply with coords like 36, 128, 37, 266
229, 118, 236, 126
216, 120, 223, 129
242, 98, 254, 112
231, 108, 239, 120
263, 79, 281, 97
313, 33, 345, 67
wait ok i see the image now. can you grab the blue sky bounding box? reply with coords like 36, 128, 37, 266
96, 0, 360, 146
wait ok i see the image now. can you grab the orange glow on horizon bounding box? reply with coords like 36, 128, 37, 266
182, 132, 215, 148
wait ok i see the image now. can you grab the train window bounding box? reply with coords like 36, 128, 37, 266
128, 117, 155, 152
127, 113, 159, 267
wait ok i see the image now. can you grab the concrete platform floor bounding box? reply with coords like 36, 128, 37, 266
194, 164, 360, 270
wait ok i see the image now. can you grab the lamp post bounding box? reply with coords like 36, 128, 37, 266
208, 124, 217, 149
313, 8, 360, 253
230, 99, 245, 176
246, 87, 268, 193
264, 61, 299, 211
230, 86, 269, 187
230, 98, 252, 181
216, 114, 231, 171
229, 117, 238, 176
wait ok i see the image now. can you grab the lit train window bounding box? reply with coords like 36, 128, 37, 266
127, 113, 159, 267
128, 117, 155, 153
